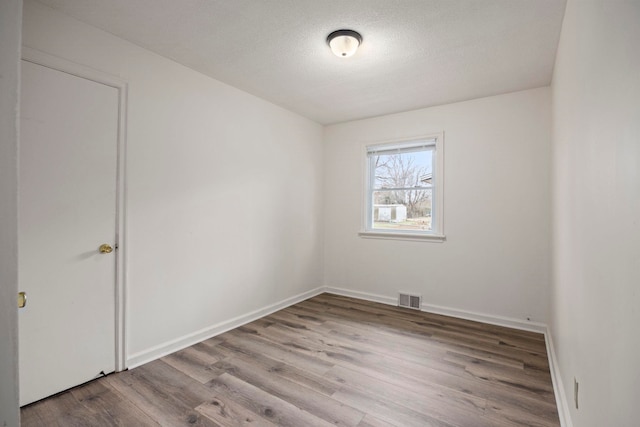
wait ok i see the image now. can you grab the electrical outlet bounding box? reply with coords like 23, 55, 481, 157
574, 378, 579, 409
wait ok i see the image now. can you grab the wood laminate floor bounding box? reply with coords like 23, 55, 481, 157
21, 293, 560, 426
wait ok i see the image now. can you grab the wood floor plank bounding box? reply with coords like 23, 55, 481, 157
288, 301, 546, 371
19, 390, 94, 427
104, 362, 218, 427
212, 337, 339, 396
357, 414, 399, 427
21, 293, 560, 427
218, 329, 334, 376
246, 318, 511, 399
331, 385, 456, 427
325, 364, 487, 424
484, 397, 561, 426
69, 378, 161, 427
212, 356, 365, 426
162, 345, 224, 384
208, 373, 336, 427
196, 396, 278, 427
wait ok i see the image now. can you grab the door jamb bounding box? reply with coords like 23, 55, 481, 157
21, 47, 128, 371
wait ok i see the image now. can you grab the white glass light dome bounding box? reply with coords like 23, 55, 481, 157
327, 30, 362, 58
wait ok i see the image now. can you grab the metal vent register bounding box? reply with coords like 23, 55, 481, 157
398, 293, 422, 310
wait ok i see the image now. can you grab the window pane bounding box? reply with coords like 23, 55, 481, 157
372, 149, 433, 190
372, 189, 432, 231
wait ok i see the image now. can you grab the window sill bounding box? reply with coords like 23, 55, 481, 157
358, 230, 446, 242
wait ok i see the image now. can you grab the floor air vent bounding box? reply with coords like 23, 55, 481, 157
398, 293, 422, 310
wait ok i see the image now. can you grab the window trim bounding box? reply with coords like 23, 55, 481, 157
360, 133, 445, 242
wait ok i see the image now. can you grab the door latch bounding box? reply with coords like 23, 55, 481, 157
18, 292, 27, 309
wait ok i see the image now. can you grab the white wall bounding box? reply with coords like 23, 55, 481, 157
550, 0, 640, 425
0, 0, 22, 424
324, 88, 552, 324
22, 0, 324, 363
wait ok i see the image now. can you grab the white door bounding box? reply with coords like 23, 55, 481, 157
19, 60, 119, 406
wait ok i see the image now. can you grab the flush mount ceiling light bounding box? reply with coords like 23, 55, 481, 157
327, 29, 362, 58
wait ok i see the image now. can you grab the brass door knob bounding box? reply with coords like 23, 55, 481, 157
99, 243, 113, 254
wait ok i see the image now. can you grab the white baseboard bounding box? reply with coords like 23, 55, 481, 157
544, 329, 573, 427
126, 286, 324, 369
421, 302, 547, 334
324, 286, 398, 307
325, 286, 546, 333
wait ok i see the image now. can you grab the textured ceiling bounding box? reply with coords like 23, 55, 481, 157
35, 0, 567, 124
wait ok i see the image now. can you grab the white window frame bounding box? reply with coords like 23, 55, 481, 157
359, 133, 445, 242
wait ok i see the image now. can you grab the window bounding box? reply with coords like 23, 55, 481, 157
360, 134, 444, 241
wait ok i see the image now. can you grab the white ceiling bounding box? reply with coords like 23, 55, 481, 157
35, 0, 567, 125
